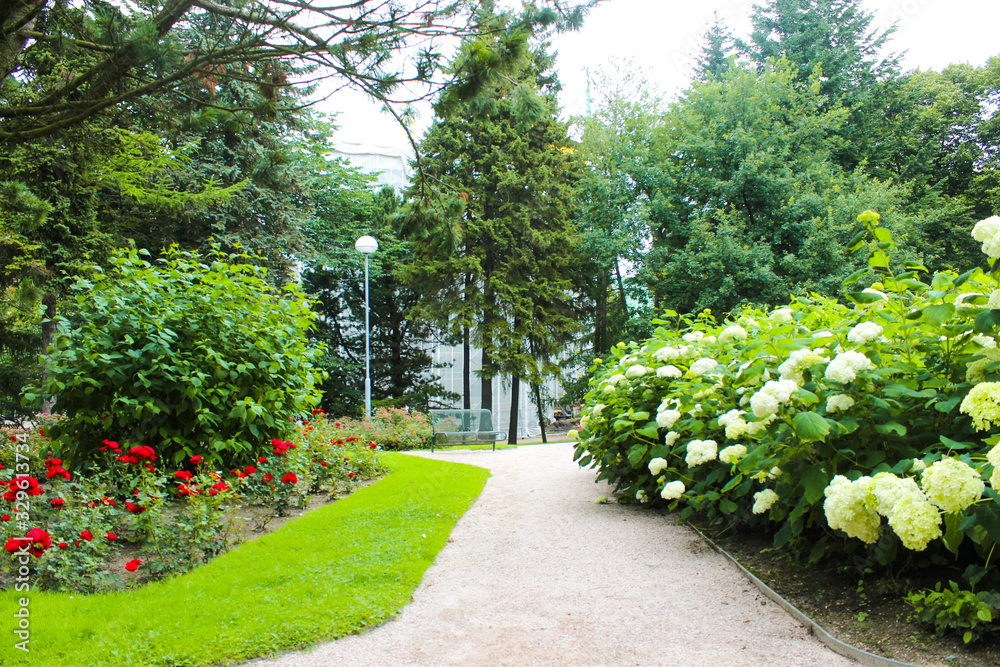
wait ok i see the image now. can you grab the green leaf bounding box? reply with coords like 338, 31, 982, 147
842, 267, 871, 285
955, 268, 980, 288
846, 230, 867, 253
719, 498, 738, 515
922, 304, 956, 327
975, 310, 1000, 335
800, 464, 829, 504
875, 422, 906, 436
793, 412, 831, 443
627, 444, 648, 468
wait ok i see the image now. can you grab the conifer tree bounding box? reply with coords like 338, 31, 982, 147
400, 43, 583, 439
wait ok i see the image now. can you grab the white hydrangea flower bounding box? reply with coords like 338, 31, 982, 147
657, 397, 679, 413
972, 215, 1000, 259
719, 325, 748, 342
749, 379, 798, 418
988, 444, 1000, 490
664, 431, 681, 447
567, 429, 579, 440
988, 291, 1000, 310
826, 394, 856, 413
965, 348, 1000, 384
648, 457, 668, 475
717, 409, 745, 428
870, 473, 924, 517
812, 330, 834, 338
688, 357, 718, 376
607, 373, 626, 386
921, 458, 984, 513
824, 476, 881, 544
887, 494, 942, 551
847, 321, 883, 345
960, 382, 1000, 431
625, 364, 648, 379
619, 355, 637, 367
653, 346, 681, 362
745, 415, 776, 435
636, 489, 649, 503
656, 365, 682, 379
603, 384, 616, 394
973, 333, 998, 349
685, 439, 718, 467
778, 348, 829, 383
682, 331, 705, 343
719, 444, 747, 465
824, 350, 873, 384
661, 480, 685, 500
593, 404, 605, 416
656, 409, 681, 429
768, 466, 782, 480
911, 459, 927, 473
725, 418, 748, 440
955, 293, 984, 310
769, 308, 794, 322
753, 489, 779, 514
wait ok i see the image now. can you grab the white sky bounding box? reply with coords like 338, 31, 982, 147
324, 0, 1000, 149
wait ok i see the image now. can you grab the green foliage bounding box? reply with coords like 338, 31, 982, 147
23, 245, 325, 468
906, 581, 1000, 643
0, 454, 489, 666
331, 407, 435, 452
573, 210, 1000, 578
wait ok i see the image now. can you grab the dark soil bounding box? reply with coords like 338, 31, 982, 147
689, 520, 1000, 667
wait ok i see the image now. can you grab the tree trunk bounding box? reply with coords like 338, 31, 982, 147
508, 372, 519, 445
596, 272, 609, 354
532, 381, 547, 444
463, 325, 471, 411
40, 291, 57, 414
614, 257, 630, 321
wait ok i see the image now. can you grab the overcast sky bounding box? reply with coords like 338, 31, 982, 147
325, 0, 1000, 149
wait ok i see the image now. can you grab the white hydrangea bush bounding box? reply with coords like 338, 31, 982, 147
572, 212, 1000, 572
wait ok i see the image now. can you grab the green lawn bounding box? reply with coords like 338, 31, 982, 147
0, 453, 489, 667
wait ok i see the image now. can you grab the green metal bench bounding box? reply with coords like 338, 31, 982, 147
428, 409, 507, 452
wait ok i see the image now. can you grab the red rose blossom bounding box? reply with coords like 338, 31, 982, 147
0, 515, 9, 521
280, 472, 298, 484
244, 465, 256, 475
80, 530, 93, 541
263, 473, 273, 482
174, 470, 193, 481
190, 455, 203, 464
49, 498, 65, 509
258, 457, 267, 463
106, 531, 117, 541
58, 542, 67, 549
125, 558, 142, 572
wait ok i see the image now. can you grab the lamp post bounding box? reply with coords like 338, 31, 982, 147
355, 235, 378, 419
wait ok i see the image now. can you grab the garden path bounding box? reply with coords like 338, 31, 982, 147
249, 442, 856, 667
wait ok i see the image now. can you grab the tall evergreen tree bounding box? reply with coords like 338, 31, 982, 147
400, 43, 583, 439
694, 13, 736, 82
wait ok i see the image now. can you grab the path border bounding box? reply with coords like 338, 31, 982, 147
686, 524, 918, 667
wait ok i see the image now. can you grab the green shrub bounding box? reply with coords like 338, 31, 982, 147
332, 407, 433, 451
907, 581, 1000, 643
23, 244, 326, 468
573, 211, 1000, 575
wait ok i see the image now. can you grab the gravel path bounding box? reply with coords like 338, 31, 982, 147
250, 443, 856, 667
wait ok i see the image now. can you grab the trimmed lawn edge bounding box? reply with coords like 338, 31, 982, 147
0, 452, 490, 667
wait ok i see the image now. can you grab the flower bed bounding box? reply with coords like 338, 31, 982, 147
0, 410, 385, 593
573, 211, 1000, 642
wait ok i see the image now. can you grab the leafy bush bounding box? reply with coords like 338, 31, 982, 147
906, 581, 1000, 643
573, 211, 1000, 596
331, 407, 433, 451
23, 244, 326, 468
0, 414, 386, 592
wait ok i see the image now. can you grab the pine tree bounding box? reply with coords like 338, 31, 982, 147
694, 13, 735, 82
400, 44, 583, 439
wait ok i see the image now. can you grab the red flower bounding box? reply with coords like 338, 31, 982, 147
258, 457, 268, 463
117, 445, 156, 465
4, 536, 28, 553
74, 540, 80, 546
80, 530, 93, 541
6, 529, 53, 558
349, 471, 355, 479
58, 542, 67, 549
49, 498, 65, 509
144, 464, 155, 473
212, 481, 230, 492
3, 476, 43, 501
369, 442, 377, 449
0, 515, 9, 521
45, 466, 71, 480
280, 472, 298, 485
244, 465, 256, 475
100, 439, 121, 452
106, 531, 117, 541
312, 408, 325, 415
263, 473, 273, 482
334, 422, 342, 428
230, 469, 245, 479
174, 470, 193, 481
125, 558, 142, 572
190, 455, 203, 464
177, 484, 199, 496
125, 501, 146, 514
345, 436, 357, 442
101, 497, 116, 506
44, 457, 62, 468
320, 461, 327, 467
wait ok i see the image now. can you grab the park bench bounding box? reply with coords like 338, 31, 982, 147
428, 409, 507, 452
